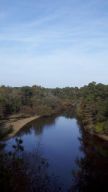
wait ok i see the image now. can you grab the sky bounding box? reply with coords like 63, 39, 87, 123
0, 0, 108, 88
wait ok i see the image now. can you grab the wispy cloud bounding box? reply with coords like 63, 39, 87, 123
0, 0, 108, 87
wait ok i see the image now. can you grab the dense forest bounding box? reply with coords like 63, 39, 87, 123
0, 82, 108, 138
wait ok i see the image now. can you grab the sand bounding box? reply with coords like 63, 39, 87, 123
7, 115, 40, 138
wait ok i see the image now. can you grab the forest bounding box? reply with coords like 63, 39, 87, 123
0, 82, 108, 138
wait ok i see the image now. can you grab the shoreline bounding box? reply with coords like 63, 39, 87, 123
2, 113, 58, 140
2, 114, 108, 142
94, 133, 108, 142
7, 115, 40, 138
78, 120, 108, 142
83, 126, 108, 142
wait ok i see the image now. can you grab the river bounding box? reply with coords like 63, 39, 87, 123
1, 115, 108, 191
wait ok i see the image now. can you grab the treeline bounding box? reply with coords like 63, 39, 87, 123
0, 85, 63, 118
0, 82, 108, 135
77, 82, 108, 135
0, 85, 80, 119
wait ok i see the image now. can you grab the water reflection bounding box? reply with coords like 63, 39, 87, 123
0, 116, 108, 191
0, 137, 62, 192
70, 130, 108, 191
17, 116, 56, 136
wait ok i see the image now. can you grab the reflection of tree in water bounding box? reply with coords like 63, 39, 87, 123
69, 129, 108, 192
62, 111, 75, 119
0, 138, 28, 192
17, 114, 77, 137
0, 137, 62, 192
17, 116, 56, 136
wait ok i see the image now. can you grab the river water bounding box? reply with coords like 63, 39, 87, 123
1, 115, 108, 191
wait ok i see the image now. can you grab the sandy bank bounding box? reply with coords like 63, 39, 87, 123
83, 126, 108, 142
94, 133, 108, 142
7, 115, 40, 138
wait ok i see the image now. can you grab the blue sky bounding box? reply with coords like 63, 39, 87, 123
0, 0, 108, 87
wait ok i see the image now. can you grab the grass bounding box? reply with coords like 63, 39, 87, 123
95, 122, 105, 133
95, 121, 108, 134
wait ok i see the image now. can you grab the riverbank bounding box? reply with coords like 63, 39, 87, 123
1, 112, 60, 140
1, 112, 108, 142
83, 125, 108, 142
94, 133, 108, 142
6, 115, 40, 138
78, 118, 108, 142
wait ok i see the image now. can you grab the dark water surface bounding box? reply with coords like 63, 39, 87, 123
1, 115, 108, 191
